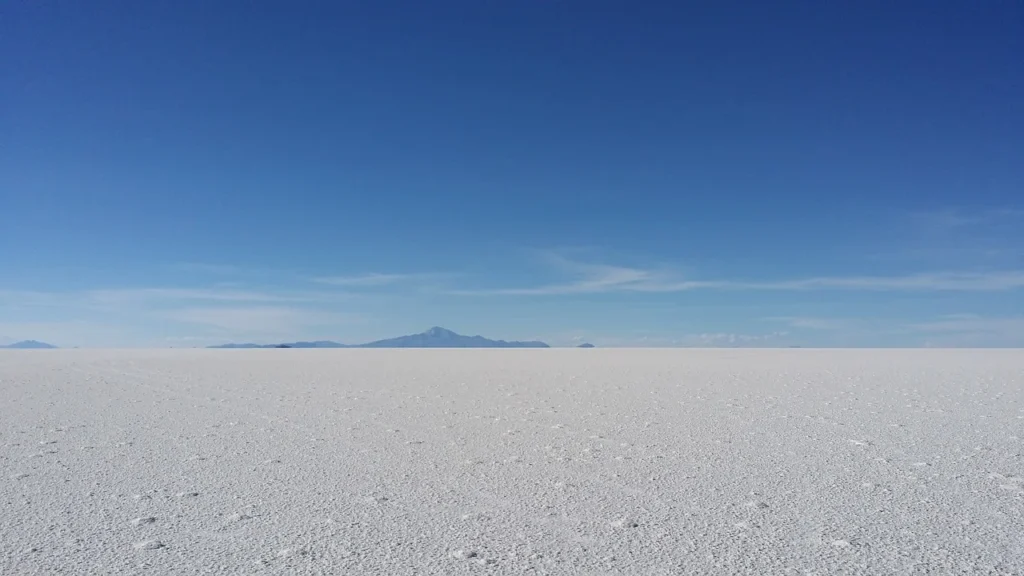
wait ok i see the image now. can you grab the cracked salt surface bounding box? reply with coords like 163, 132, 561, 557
2, 349, 1023, 574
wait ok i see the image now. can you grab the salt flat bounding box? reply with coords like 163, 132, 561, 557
2, 349, 1023, 575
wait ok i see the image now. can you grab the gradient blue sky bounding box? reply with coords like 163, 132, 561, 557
2, 1, 1023, 347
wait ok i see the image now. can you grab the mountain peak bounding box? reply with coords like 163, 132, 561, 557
1, 340, 58, 349
210, 328, 550, 349
360, 327, 549, 348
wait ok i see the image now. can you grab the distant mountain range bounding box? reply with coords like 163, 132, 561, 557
209, 327, 551, 349
211, 340, 345, 349
1, 340, 58, 349
577, 343, 595, 348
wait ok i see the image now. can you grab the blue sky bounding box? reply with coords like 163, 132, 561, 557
2, 1, 1022, 347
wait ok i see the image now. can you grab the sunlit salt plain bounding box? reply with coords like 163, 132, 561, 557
2, 349, 1023, 575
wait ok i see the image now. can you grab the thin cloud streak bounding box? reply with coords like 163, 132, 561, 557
765, 316, 855, 330
0, 321, 132, 348
742, 271, 1024, 292
544, 330, 790, 348
170, 263, 248, 275
453, 260, 1024, 295
313, 272, 459, 288
314, 273, 415, 287
909, 207, 1024, 231
88, 288, 308, 304
0, 287, 353, 310
909, 315, 1024, 337
767, 313, 1024, 347
167, 306, 359, 336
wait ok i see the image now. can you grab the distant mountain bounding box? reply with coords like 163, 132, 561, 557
209, 327, 549, 349
359, 327, 549, 348
577, 343, 595, 348
286, 341, 348, 348
209, 340, 346, 349
1, 340, 58, 349
207, 343, 265, 349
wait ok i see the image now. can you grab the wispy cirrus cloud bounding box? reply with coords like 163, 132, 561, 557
765, 316, 855, 331
0, 290, 81, 309
908, 314, 1024, 340
685, 332, 790, 347
0, 321, 133, 348
87, 287, 312, 305
872, 207, 1024, 266
167, 306, 360, 336
170, 262, 249, 275
314, 273, 417, 287
454, 254, 1024, 296
909, 207, 1024, 232
766, 313, 1024, 347
0, 286, 351, 312
546, 329, 790, 348
313, 272, 457, 288
0, 284, 362, 346
747, 271, 1024, 291
450, 254, 717, 295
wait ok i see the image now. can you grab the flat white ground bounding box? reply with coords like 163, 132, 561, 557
2, 350, 1023, 575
